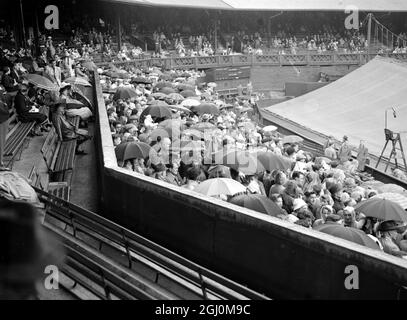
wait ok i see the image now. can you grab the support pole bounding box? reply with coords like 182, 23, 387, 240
117, 9, 122, 51
367, 13, 372, 55
19, 0, 26, 48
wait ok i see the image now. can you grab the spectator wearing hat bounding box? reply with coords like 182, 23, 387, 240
377, 221, 407, 258
51, 101, 91, 155
14, 84, 48, 136
44, 59, 61, 87
268, 171, 287, 197
338, 135, 352, 164
324, 141, 337, 160
1, 66, 19, 93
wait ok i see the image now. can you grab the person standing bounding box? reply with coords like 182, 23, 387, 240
338, 135, 352, 164
356, 140, 369, 171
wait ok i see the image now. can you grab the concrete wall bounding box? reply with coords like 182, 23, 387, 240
93, 72, 407, 300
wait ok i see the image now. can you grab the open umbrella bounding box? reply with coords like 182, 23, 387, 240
113, 87, 138, 101
71, 87, 93, 109
263, 125, 278, 132
190, 103, 219, 115
25, 74, 59, 91
229, 194, 281, 216
64, 97, 85, 109
167, 93, 184, 102
377, 184, 407, 195
373, 193, 407, 210
149, 127, 181, 141
180, 90, 196, 98
115, 142, 152, 161
207, 82, 217, 88
155, 81, 173, 89
140, 105, 172, 120
282, 135, 304, 145
182, 128, 204, 140
181, 98, 200, 107
314, 224, 380, 250
151, 92, 168, 100
149, 100, 169, 107
256, 151, 293, 172
208, 165, 231, 179
315, 157, 332, 164
192, 122, 216, 132
81, 60, 97, 70
159, 119, 184, 131
161, 87, 176, 95
355, 198, 407, 222
223, 151, 265, 175
168, 105, 191, 113
131, 76, 152, 84
194, 178, 246, 197
64, 77, 91, 87
178, 84, 195, 91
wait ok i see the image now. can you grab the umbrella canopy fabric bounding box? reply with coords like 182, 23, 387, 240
131, 77, 152, 84
115, 142, 152, 161
168, 105, 191, 113
192, 122, 216, 132
71, 88, 93, 108
314, 224, 380, 250
64, 77, 92, 87
181, 98, 201, 107
64, 97, 85, 109
282, 135, 304, 145
149, 100, 169, 107
190, 103, 219, 115
377, 184, 407, 195
194, 178, 246, 197
373, 193, 407, 210
177, 84, 195, 91
81, 60, 97, 70
208, 165, 231, 179
182, 128, 204, 140
207, 82, 217, 88
229, 194, 281, 216
140, 105, 172, 120
149, 127, 181, 141
151, 92, 168, 100
222, 151, 265, 175
263, 125, 278, 132
25, 74, 59, 91
256, 152, 293, 172
180, 90, 196, 98
355, 198, 407, 222
155, 81, 173, 89
160, 87, 176, 95
166, 93, 185, 102
113, 87, 138, 101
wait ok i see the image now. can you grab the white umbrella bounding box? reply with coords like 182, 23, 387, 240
263, 125, 278, 132
194, 178, 246, 197
181, 98, 200, 107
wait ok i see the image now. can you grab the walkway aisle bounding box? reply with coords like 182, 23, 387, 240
70, 123, 99, 213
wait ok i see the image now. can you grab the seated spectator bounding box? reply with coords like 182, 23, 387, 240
14, 84, 48, 136
377, 220, 407, 258
51, 101, 91, 154
1, 67, 19, 92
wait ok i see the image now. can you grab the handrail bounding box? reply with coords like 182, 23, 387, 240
95, 52, 407, 69
37, 187, 271, 300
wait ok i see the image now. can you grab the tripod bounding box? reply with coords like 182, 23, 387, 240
375, 129, 407, 174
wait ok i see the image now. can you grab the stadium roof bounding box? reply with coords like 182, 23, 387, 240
104, 0, 407, 11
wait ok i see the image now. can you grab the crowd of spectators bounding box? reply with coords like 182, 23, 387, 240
99, 62, 407, 259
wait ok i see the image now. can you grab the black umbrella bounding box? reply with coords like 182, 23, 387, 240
113, 87, 138, 101
229, 194, 281, 216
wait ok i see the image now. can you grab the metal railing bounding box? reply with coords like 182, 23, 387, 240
37, 188, 271, 300
95, 52, 407, 69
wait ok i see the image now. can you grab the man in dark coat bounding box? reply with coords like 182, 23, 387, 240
0, 88, 10, 169
14, 84, 47, 135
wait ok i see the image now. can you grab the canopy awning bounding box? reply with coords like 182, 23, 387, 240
103, 0, 407, 11
262, 56, 407, 159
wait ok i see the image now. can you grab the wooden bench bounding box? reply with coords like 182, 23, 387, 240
28, 165, 70, 201
41, 128, 77, 181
